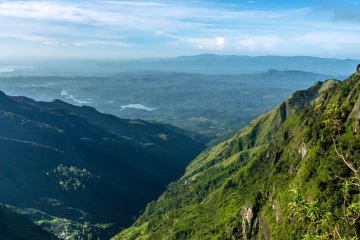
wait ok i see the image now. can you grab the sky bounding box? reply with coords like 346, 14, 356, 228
1, 0, 360, 59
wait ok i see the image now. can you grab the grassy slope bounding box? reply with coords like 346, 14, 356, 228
114, 76, 354, 239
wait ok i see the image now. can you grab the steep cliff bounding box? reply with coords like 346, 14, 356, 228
115, 72, 360, 239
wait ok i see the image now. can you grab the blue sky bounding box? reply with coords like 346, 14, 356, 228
1, 0, 360, 59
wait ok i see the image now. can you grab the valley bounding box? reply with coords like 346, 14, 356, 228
0, 64, 359, 239
0, 57, 359, 239
1, 0, 360, 238
0, 70, 334, 139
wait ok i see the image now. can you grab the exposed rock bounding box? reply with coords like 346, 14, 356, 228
356, 64, 360, 76
288, 164, 295, 176
298, 142, 307, 159
241, 205, 253, 239
271, 200, 281, 223
350, 96, 360, 132
258, 215, 271, 240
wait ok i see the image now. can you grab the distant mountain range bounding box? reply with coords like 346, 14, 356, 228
0, 54, 357, 76
0, 69, 335, 138
0, 90, 205, 239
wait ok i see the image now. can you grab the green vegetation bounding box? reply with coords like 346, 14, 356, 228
0, 67, 357, 239
288, 102, 360, 239
9, 205, 112, 240
115, 73, 360, 239
52, 164, 98, 191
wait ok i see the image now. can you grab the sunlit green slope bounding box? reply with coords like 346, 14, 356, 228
115, 72, 360, 239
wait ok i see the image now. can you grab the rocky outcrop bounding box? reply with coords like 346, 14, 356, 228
356, 64, 360, 76
241, 205, 254, 239
240, 206, 271, 240
351, 96, 360, 132
258, 216, 271, 240
298, 142, 307, 159
271, 200, 281, 223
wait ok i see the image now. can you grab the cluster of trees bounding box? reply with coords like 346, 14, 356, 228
52, 164, 98, 191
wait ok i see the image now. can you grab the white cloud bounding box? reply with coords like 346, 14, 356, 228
0, 0, 359, 58
0, 1, 204, 30
294, 31, 360, 53
0, 33, 62, 46
106, 1, 166, 7
154, 30, 179, 40
186, 37, 226, 50
216, 37, 225, 49
235, 38, 256, 50
0, 1, 312, 30
299, 31, 360, 44
74, 42, 86, 47
74, 41, 129, 47
0, 2, 91, 23
233, 36, 281, 50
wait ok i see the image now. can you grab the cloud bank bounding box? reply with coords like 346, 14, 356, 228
0, 0, 359, 59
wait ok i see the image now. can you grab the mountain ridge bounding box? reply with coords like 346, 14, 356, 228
0, 90, 205, 239
115, 71, 360, 239
1, 55, 357, 76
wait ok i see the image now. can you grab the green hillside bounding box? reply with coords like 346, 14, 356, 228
115, 73, 360, 239
0, 204, 55, 240
0, 91, 205, 239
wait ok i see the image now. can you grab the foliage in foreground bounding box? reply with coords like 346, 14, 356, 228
289, 103, 360, 239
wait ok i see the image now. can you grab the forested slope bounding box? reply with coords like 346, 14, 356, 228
116, 72, 360, 239
0, 91, 204, 239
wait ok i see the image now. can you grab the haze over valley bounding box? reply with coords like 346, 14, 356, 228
0, 60, 340, 138
1, 0, 360, 239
